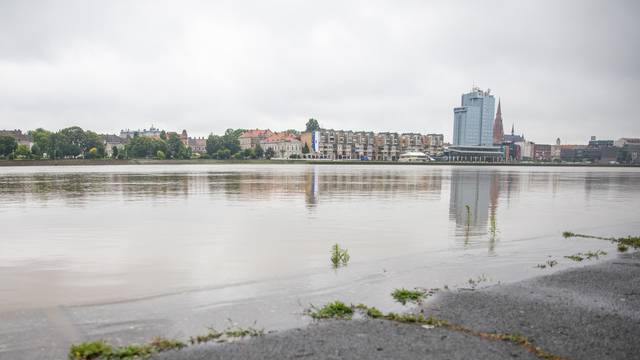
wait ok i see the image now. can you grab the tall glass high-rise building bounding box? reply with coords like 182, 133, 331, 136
453, 87, 495, 146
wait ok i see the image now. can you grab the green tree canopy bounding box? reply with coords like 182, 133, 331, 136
0, 135, 18, 157
305, 118, 320, 132
126, 136, 167, 158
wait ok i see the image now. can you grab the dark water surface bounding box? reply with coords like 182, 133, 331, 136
0, 164, 638, 358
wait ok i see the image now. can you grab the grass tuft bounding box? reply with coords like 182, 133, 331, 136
308, 301, 354, 319
69, 341, 113, 360
391, 288, 427, 305
149, 337, 186, 351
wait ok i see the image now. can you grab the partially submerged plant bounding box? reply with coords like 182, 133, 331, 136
565, 254, 584, 262
391, 288, 428, 305
189, 328, 223, 345
307, 300, 354, 319
565, 250, 606, 262
149, 337, 186, 351
584, 250, 606, 260
467, 274, 489, 289
330, 243, 350, 268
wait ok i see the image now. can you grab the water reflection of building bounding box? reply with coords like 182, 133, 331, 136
449, 169, 502, 249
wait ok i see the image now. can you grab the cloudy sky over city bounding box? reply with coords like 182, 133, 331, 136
0, 0, 638, 144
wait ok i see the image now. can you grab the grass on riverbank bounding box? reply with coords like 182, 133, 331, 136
563, 232, 640, 252
307, 301, 565, 360
69, 326, 263, 360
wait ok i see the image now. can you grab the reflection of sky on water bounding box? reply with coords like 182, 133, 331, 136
1, 164, 639, 313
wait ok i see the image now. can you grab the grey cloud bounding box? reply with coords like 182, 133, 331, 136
0, 0, 638, 144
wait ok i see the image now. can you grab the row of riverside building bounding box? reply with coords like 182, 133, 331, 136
239, 129, 444, 161
448, 86, 640, 164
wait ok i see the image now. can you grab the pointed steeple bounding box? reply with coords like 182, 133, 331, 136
511, 123, 514, 136
492, 99, 504, 145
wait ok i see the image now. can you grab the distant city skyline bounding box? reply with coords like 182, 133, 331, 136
1, 0, 638, 144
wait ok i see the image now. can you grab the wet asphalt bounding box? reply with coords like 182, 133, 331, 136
153, 252, 640, 360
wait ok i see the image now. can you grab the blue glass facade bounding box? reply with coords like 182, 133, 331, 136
453, 88, 495, 146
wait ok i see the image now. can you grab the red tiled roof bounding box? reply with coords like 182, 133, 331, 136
239, 129, 273, 138
263, 133, 299, 143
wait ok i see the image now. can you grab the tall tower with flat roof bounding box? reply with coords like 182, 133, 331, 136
452, 87, 495, 146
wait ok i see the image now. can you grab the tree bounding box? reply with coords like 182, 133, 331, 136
302, 143, 310, 154
216, 148, 231, 159
15, 144, 31, 159
265, 148, 275, 159
126, 136, 167, 158
86, 147, 98, 159
254, 144, 264, 159
30, 143, 42, 159
206, 135, 224, 156
160, 130, 167, 140
156, 150, 166, 159
222, 128, 242, 154
112, 146, 119, 158
0, 135, 18, 157
305, 118, 320, 132
167, 133, 187, 159
232, 152, 244, 160
29, 128, 52, 158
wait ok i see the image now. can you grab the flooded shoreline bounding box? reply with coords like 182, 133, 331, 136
1, 165, 639, 358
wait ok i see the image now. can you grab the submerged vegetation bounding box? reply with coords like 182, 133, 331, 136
467, 274, 489, 289
564, 250, 607, 262
563, 231, 640, 252
307, 300, 354, 319
535, 259, 558, 269
330, 243, 350, 268
391, 288, 435, 305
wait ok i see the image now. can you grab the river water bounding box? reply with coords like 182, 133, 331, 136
0, 164, 639, 358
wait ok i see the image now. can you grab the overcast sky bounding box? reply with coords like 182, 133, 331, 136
0, 0, 638, 144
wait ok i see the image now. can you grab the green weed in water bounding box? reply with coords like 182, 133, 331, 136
330, 244, 350, 268
391, 288, 427, 305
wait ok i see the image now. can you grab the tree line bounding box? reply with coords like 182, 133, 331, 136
0, 118, 321, 160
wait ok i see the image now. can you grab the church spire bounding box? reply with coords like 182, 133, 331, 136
492, 99, 504, 145
511, 123, 514, 136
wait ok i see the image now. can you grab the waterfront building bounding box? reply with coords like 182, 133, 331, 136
502, 124, 525, 143
353, 131, 376, 160
400, 133, 424, 152
103, 134, 126, 156
492, 100, 504, 145
533, 144, 552, 162
260, 133, 302, 159
614, 138, 640, 148
449, 87, 502, 162
588, 136, 614, 148
515, 140, 535, 160
239, 129, 273, 150
300, 128, 443, 161
424, 134, 444, 155
188, 137, 207, 154
0, 130, 33, 149
453, 87, 495, 146
374, 132, 401, 161
120, 126, 162, 139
